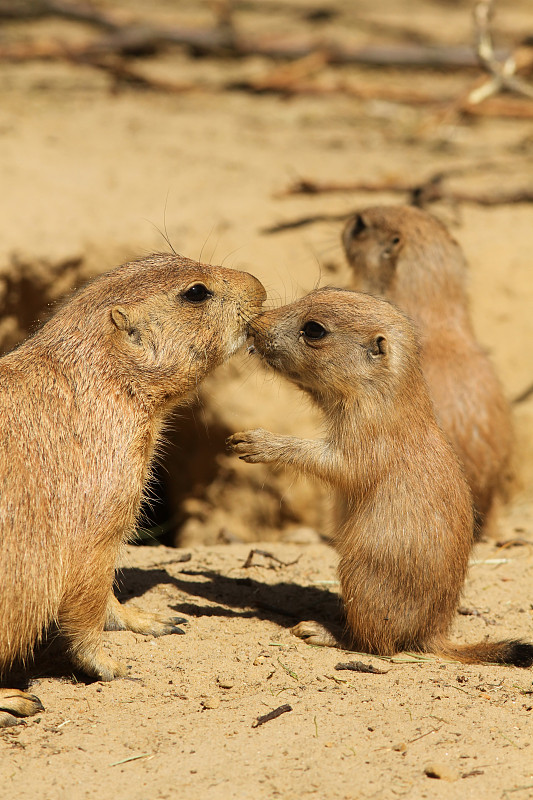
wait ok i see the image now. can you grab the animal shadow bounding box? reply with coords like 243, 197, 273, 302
2, 562, 343, 689
117, 563, 343, 634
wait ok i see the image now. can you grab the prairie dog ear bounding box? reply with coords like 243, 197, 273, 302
368, 335, 387, 358
111, 306, 141, 344
111, 306, 134, 332
349, 213, 366, 238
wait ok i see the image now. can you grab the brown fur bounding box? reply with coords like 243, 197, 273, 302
0, 253, 265, 724
228, 289, 533, 667
342, 205, 512, 537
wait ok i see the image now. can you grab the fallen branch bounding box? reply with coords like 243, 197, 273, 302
263, 171, 533, 233
229, 69, 443, 106
462, 94, 533, 118
425, 1, 533, 125
262, 213, 348, 234
252, 704, 292, 728
0, 0, 512, 68
272, 166, 533, 208
512, 382, 533, 405
243, 548, 301, 569
469, 0, 533, 104
5, 37, 533, 119
276, 177, 418, 198
335, 660, 389, 674
0, 0, 118, 28
0, 37, 201, 92
0, 36, 485, 68
3, 0, 532, 121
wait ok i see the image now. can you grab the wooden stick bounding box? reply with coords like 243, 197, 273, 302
0, 0, 511, 69
0, 0, 120, 29
263, 169, 533, 234
276, 167, 533, 204
3, 38, 532, 119
262, 213, 349, 235
512, 383, 533, 405
469, 0, 533, 103
252, 704, 292, 728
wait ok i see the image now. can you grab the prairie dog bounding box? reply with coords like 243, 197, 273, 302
228, 289, 532, 667
0, 253, 265, 726
342, 205, 512, 537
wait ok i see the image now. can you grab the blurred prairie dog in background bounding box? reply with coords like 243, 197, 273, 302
342, 205, 512, 538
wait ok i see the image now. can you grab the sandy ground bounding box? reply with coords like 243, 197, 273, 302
0, 1, 532, 798
3, 541, 533, 800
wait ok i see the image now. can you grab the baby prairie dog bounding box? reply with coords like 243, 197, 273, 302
342, 205, 512, 537
228, 289, 533, 667
0, 253, 265, 726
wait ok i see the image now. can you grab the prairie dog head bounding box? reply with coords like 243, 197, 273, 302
58, 253, 265, 400
342, 205, 467, 303
342, 209, 403, 295
251, 288, 421, 407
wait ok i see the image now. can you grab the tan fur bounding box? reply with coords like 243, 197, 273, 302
342, 205, 512, 537
228, 289, 533, 667
0, 253, 265, 724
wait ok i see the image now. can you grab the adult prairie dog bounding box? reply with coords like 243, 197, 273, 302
0, 253, 265, 726
342, 205, 512, 537
228, 289, 532, 667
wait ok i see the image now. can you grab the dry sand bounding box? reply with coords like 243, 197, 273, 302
0, 1, 532, 798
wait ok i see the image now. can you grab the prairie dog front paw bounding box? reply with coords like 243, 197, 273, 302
227, 429, 276, 463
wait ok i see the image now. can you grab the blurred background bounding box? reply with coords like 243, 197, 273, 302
1, 0, 532, 546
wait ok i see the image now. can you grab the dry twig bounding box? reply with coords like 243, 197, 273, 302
335, 661, 389, 674
512, 382, 533, 405
252, 704, 292, 728
0, 0, 511, 67
243, 549, 301, 569
2, 0, 532, 120
2, 1, 533, 118
263, 167, 533, 233
469, 0, 533, 104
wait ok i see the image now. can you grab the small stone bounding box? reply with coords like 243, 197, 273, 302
392, 742, 407, 752
201, 696, 220, 710
424, 762, 459, 782
217, 676, 234, 689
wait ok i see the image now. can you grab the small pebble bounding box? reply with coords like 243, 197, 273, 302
424, 762, 459, 782
392, 742, 407, 752
201, 697, 220, 710
217, 676, 234, 689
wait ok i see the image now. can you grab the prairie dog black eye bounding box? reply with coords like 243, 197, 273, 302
301, 321, 328, 340
183, 284, 212, 304
391, 236, 401, 245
